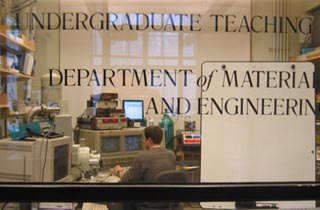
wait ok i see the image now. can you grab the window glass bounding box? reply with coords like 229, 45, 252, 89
0, 0, 319, 208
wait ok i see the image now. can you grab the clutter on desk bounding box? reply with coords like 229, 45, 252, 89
77, 93, 127, 130
71, 137, 102, 181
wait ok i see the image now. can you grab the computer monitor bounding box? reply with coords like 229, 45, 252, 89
0, 136, 73, 182
125, 135, 143, 152
123, 100, 144, 122
100, 136, 121, 154
53, 143, 70, 181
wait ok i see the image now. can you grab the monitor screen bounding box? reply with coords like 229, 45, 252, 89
125, 135, 143, 151
123, 100, 144, 122
54, 144, 69, 181
101, 136, 120, 153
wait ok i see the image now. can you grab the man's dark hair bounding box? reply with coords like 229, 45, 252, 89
144, 125, 163, 144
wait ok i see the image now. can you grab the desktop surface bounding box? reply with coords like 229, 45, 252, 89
79, 167, 130, 183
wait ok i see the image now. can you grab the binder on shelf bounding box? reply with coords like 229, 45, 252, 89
12, 53, 25, 71
22, 52, 34, 75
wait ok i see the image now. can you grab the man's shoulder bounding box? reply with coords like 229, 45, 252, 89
137, 147, 174, 158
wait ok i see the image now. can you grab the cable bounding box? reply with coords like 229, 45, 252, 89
23, 156, 26, 182
80, 108, 88, 118
71, 164, 85, 181
38, 134, 45, 181
1, 203, 9, 210
41, 124, 54, 182
72, 164, 85, 174
41, 136, 49, 182
40, 133, 49, 182
166, 134, 183, 148
74, 124, 80, 144
74, 107, 90, 144
0, 203, 20, 210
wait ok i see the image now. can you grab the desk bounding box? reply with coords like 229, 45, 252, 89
79, 172, 121, 183
78, 166, 131, 183
77, 159, 199, 183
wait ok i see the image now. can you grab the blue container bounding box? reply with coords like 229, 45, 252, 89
10, 122, 41, 141
159, 110, 174, 151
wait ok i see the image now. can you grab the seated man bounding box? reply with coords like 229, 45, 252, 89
113, 125, 177, 210
114, 125, 177, 183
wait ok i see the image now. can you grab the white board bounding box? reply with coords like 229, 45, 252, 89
200, 62, 315, 209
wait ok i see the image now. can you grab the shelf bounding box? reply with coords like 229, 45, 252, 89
0, 104, 9, 108
0, 68, 33, 80
0, 25, 35, 52
294, 55, 320, 62
293, 47, 320, 62
0, 24, 35, 137
6, 111, 29, 117
1, 108, 29, 117
305, 55, 320, 62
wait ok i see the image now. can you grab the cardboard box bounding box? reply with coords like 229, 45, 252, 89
0, 93, 8, 107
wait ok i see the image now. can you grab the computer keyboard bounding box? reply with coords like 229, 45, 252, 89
82, 203, 108, 210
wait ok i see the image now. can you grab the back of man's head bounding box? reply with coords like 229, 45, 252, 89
144, 125, 163, 144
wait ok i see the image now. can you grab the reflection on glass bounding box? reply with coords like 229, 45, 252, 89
107, 28, 196, 66
109, 32, 143, 65
163, 33, 179, 57
183, 33, 195, 57
148, 32, 162, 56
